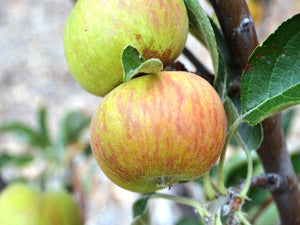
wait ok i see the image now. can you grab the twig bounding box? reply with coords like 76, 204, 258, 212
174, 48, 215, 85
250, 173, 288, 191
69, 160, 86, 224
183, 47, 214, 76
237, 173, 288, 192
0, 175, 6, 192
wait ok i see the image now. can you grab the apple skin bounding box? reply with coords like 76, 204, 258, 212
0, 184, 43, 225
43, 191, 82, 225
64, 0, 189, 96
0, 183, 82, 225
90, 71, 227, 193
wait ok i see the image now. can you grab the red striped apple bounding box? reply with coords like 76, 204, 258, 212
64, 0, 189, 96
90, 71, 226, 193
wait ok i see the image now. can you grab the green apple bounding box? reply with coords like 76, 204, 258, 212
90, 71, 227, 193
0, 183, 82, 225
64, 0, 189, 96
43, 191, 82, 225
0, 183, 43, 225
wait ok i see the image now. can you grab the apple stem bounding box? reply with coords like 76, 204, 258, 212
217, 117, 242, 194
156, 176, 173, 190
150, 192, 210, 220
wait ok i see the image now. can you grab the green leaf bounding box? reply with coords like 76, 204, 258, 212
224, 153, 262, 186
38, 107, 51, 145
0, 107, 52, 150
282, 108, 296, 136
131, 193, 153, 225
291, 150, 300, 174
235, 123, 263, 152
122, 45, 163, 82
211, 19, 234, 100
210, 19, 231, 65
0, 123, 50, 149
215, 52, 228, 100
224, 97, 239, 125
58, 111, 91, 147
224, 97, 263, 152
241, 14, 300, 125
224, 154, 248, 186
0, 153, 33, 169
253, 203, 278, 225
243, 188, 270, 219
184, 0, 219, 79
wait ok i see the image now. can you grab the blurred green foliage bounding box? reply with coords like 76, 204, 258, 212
0, 107, 92, 189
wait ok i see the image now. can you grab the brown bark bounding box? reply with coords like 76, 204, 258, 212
257, 115, 300, 225
209, 0, 300, 224
209, 0, 258, 84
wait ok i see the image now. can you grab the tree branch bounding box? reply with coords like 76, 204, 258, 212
209, 0, 300, 224
209, 0, 257, 97
257, 115, 300, 225
239, 173, 288, 192
250, 173, 288, 191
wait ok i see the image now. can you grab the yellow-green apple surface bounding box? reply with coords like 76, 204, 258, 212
0, 183, 82, 225
90, 71, 227, 193
64, 0, 189, 96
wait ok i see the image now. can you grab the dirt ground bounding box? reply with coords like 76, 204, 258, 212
0, 0, 299, 225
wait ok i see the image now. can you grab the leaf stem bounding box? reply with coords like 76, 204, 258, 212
150, 193, 210, 219
236, 137, 253, 200
236, 210, 251, 225
217, 118, 242, 194
203, 172, 216, 200
215, 211, 223, 225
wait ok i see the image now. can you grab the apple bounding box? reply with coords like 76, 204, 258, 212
0, 183, 82, 225
90, 71, 226, 193
64, 0, 189, 96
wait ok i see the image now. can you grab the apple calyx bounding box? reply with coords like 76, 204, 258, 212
156, 176, 174, 190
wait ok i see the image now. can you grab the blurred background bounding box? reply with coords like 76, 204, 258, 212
0, 0, 299, 224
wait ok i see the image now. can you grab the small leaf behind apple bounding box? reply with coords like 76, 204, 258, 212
184, 0, 219, 81
122, 45, 163, 83
131, 193, 153, 225
211, 19, 234, 100
224, 97, 263, 152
